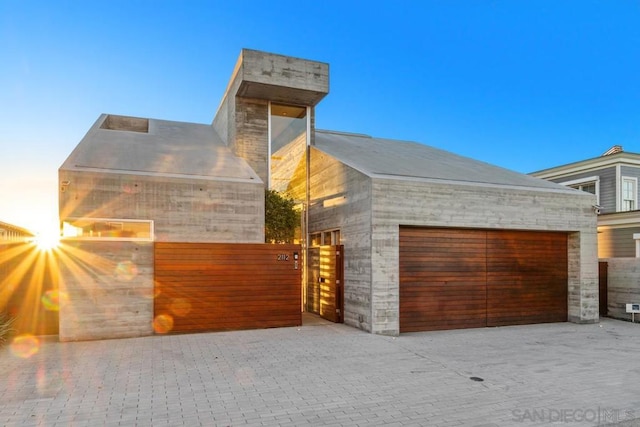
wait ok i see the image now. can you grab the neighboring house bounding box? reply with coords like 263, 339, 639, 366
0, 220, 34, 243
58, 49, 598, 339
531, 146, 640, 258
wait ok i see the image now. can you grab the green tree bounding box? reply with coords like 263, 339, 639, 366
265, 189, 300, 243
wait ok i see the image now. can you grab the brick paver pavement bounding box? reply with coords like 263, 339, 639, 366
1, 318, 639, 426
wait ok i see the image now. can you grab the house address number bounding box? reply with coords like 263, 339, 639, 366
277, 254, 290, 261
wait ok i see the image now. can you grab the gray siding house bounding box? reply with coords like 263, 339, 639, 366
531, 146, 640, 258
58, 49, 599, 339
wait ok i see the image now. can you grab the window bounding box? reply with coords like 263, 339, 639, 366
559, 176, 600, 205
622, 177, 637, 211
269, 103, 309, 192
309, 229, 340, 247
62, 218, 153, 241
573, 182, 596, 195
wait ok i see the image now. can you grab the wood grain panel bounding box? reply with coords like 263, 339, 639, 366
306, 248, 320, 314
599, 261, 608, 317
400, 227, 568, 333
486, 230, 567, 326
319, 245, 344, 323
400, 228, 487, 332
306, 245, 344, 323
154, 243, 301, 333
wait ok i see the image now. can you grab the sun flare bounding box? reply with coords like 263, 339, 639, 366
34, 231, 60, 251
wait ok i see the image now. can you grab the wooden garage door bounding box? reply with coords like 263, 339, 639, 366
154, 243, 301, 333
400, 228, 567, 332
486, 230, 568, 326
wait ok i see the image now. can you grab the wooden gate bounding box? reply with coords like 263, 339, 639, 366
154, 243, 301, 333
306, 245, 344, 323
599, 261, 608, 317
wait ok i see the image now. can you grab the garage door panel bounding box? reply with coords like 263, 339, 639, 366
401, 318, 487, 333
400, 228, 487, 331
487, 230, 567, 327
400, 227, 568, 333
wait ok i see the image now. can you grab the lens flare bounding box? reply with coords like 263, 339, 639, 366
10, 334, 40, 359
41, 289, 68, 311
114, 260, 138, 281
169, 298, 192, 317
34, 231, 60, 251
139, 287, 160, 299
153, 314, 174, 334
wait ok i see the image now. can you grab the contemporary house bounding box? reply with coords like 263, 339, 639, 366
531, 146, 640, 258
58, 49, 599, 340
531, 146, 640, 322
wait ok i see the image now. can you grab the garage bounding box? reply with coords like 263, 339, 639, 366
399, 227, 568, 332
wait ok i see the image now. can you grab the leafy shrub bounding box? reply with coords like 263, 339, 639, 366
0, 312, 15, 346
265, 189, 300, 244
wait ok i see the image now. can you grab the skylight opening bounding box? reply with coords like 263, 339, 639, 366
100, 115, 149, 133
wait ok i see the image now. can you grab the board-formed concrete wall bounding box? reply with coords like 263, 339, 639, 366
308, 148, 373, 331
600, 258, 640, 321
370, 178, 599, 335
59, 170, 264, 243
58, 241, 153, 341
307, 147, 599, 335
213, 48, 326, 185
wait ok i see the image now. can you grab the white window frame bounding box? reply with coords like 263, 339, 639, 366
621, 176, 638, 212
559, 176, 600, 205
61, 218, 154, 241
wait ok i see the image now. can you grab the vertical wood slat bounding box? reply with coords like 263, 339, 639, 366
306, 245, 344, 323
486, 230, 568, 326
599, 261, 608, 317
306, 248, 321, 315
319, 245, 344, 323
154, 243, 301, 333
400, 228, 488, 332
400, 227, 568, 333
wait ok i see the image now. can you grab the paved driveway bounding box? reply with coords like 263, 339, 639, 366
1, 318, 639, 426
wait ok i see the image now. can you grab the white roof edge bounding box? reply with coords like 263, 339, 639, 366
62, 166, 263, 184
370, 173, 590, 195
531, 153, 640, 178
315, 129, 372, 138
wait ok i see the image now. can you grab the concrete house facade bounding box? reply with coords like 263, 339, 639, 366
59, 49, 599, 339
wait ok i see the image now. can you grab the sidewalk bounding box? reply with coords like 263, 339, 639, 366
1, 318, 639, 426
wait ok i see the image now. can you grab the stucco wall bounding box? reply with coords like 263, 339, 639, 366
370, 178, 599, 335
600, 258, 640, 322
58, 241, 154, 341
59, 170, 264, 243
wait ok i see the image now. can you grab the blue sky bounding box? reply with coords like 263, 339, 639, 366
1, 0, 639, 234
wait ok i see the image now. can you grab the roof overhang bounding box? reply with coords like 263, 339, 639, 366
227, 49, 329, 106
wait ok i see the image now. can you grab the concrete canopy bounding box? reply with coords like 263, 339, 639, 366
61, 114, 261, 183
